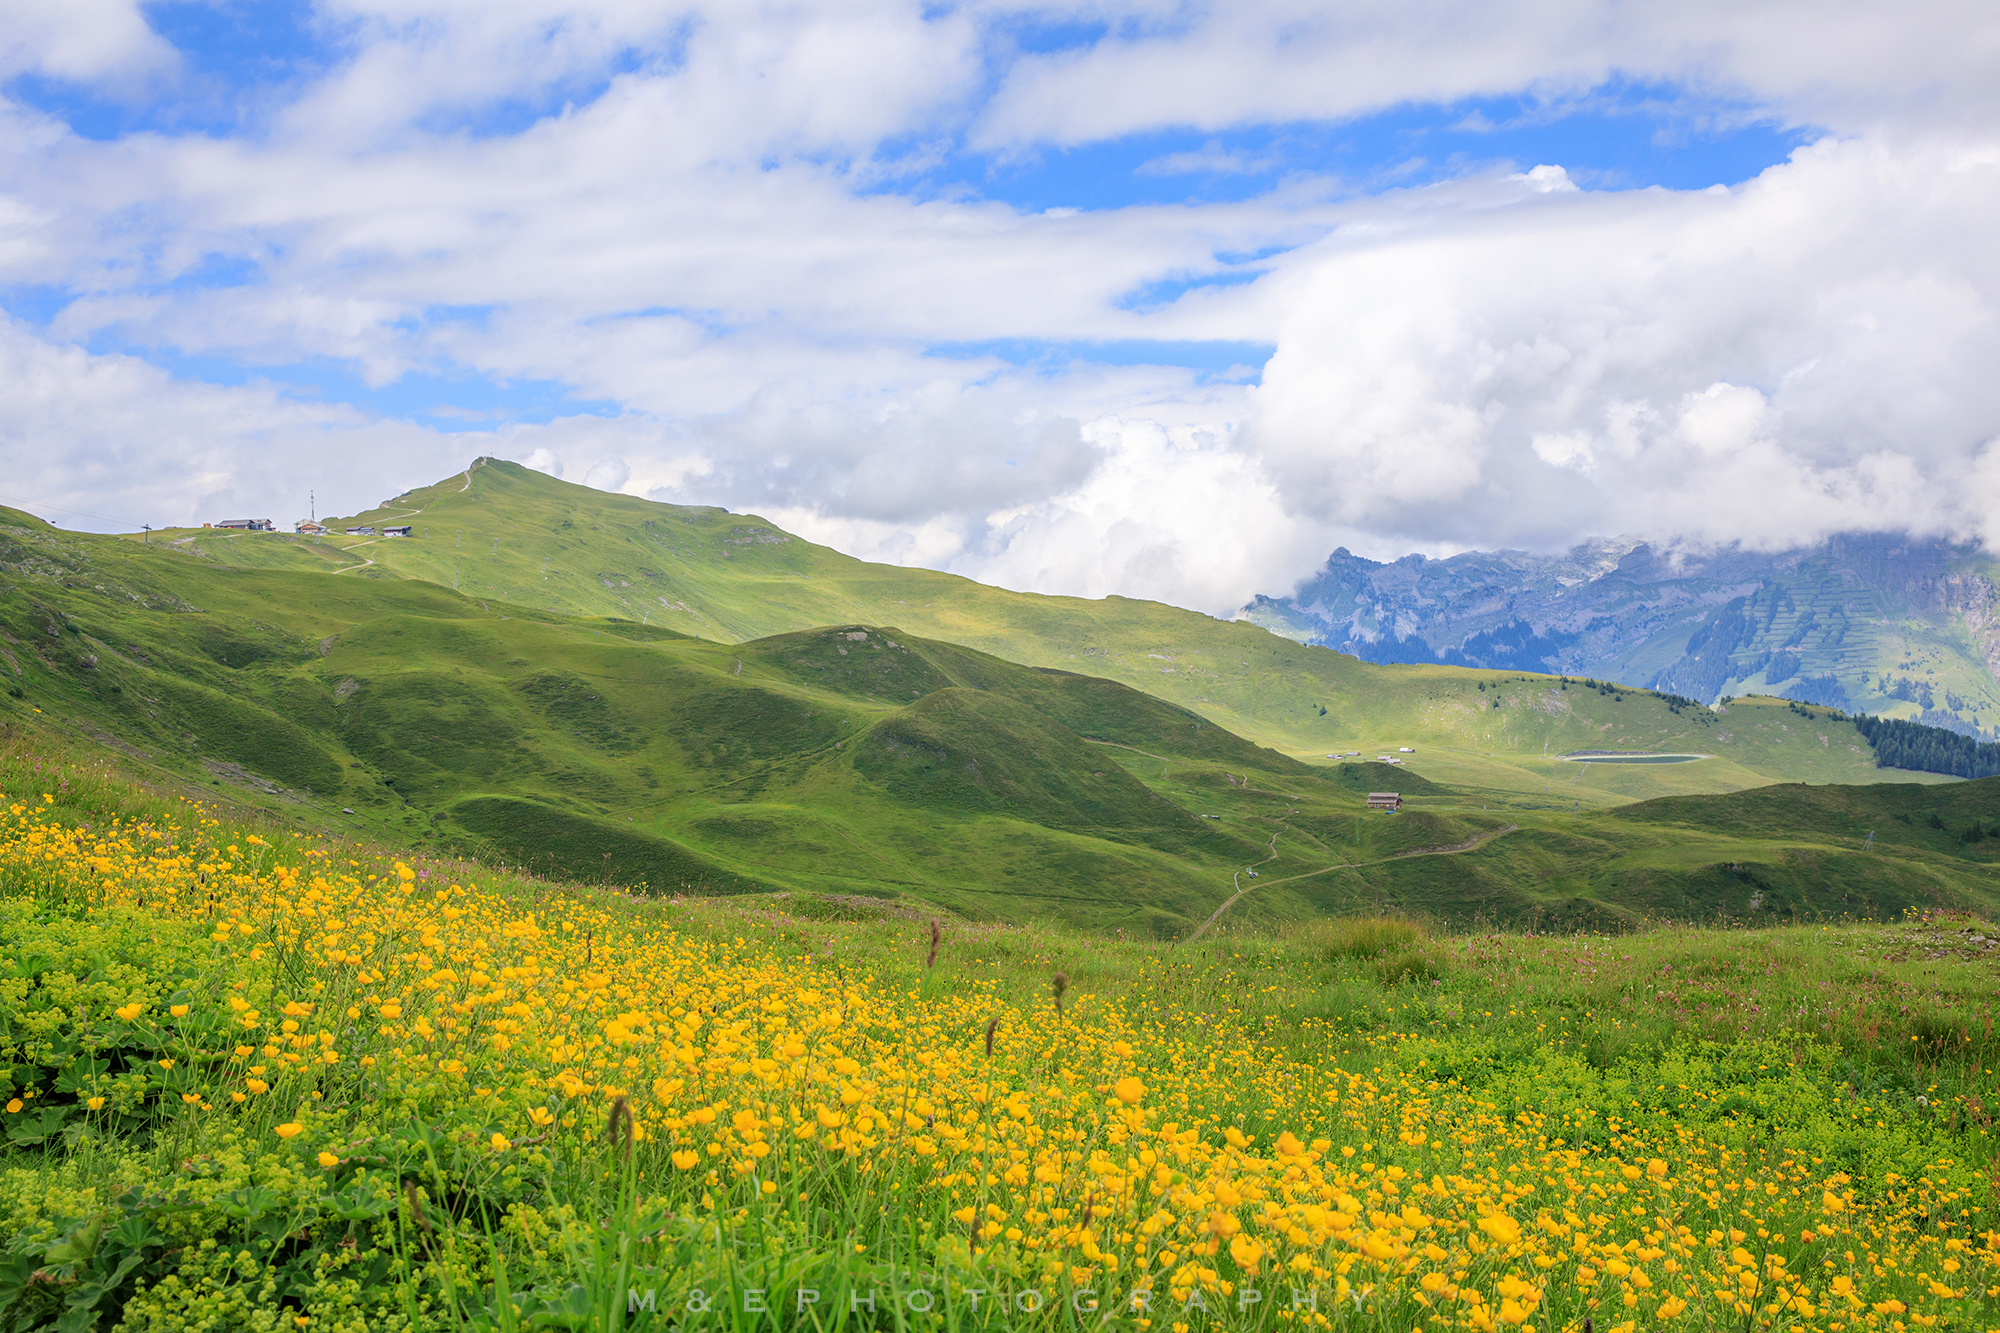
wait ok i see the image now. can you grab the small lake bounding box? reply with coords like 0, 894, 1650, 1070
1559, 753, 1709, 764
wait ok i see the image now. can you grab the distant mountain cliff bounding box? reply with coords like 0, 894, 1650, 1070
1240, 534, 2000, 739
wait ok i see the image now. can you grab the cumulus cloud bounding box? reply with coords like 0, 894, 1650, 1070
756, 411, 1326, 616
583, 456, 631, 493
0, 0, 175, 88
519, 448, 564, 478
0, 317, 460, 527
1246, 136, 2000, 555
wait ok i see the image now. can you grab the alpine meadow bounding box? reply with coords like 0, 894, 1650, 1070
12, 0, 2000, 1323
0, 461, 1996, 1330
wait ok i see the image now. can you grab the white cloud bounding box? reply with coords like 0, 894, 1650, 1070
1137, 141, 1284, 177
1530, 431, 1593, 470
758, 410, 1323, 617
519, 447, 565, 478
660, 382, 1103, 525
0, 0, 175, 88
957, 414, 1327, 614
1676, 383, 1768, 457
583, 456, 631, 492
1246, 135, 2000, 555
974, 0, 2000, 148
0, 317, 461, 527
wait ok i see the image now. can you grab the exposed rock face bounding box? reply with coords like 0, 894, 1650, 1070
1241, 534, 2000, 737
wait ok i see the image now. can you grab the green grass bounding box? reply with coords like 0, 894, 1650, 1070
0, 520, 1317, 930
0, 741, 1996, 1329
5, 497, 2000, 935
117, 461, 1950, 800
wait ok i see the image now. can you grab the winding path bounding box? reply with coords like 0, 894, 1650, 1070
331, 459, 481, 574
1184, 820, 1521, 943
1083, 737, 1173, 777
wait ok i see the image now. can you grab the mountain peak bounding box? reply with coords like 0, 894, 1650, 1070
1245, 533, 2000, 735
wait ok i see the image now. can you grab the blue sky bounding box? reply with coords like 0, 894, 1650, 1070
0, 0, 1993, 611
0, 8, 1812, 427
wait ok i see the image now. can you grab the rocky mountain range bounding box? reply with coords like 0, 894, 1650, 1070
1240, 534, 2000, 739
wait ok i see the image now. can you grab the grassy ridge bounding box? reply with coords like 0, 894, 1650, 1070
5, 496, 1999, 933
124, 462, 1949, 803
0, 512, 1321, 929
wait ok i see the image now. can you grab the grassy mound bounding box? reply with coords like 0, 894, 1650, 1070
1614, 775, 2000, 860
442, 794, 773, 895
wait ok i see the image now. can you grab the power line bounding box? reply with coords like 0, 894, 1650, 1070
0, 490, 151, 531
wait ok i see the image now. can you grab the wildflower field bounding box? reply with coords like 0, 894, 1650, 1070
0, 749, 1996, 1332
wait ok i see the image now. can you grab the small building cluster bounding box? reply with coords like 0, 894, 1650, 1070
210, 516, 420, 538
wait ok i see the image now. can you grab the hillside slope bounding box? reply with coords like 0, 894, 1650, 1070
7, 500, 1997, 932
124, 461, 1949, 804
4, 508, 1365, 931
13, 479, 1996, 932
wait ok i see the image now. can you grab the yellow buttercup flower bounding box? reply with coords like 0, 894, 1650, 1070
1, 778, 1982, 1327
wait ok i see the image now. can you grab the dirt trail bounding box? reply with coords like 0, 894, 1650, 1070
1183, 791, 1290, 944
1083, 737, 1172, 777
331, 535, 387, 575
1080, 738, 1522, 943
1184, 821, 1521, 943
332, 459, 484, 572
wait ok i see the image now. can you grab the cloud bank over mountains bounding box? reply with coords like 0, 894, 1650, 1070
0, 0, 1996, 613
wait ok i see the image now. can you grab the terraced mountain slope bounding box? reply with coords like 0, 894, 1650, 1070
1241, 535, 2000, 737
122, 460, 1947, 806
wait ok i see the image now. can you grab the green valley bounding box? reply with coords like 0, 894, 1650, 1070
2, 462, 1994, 935
131, 460, 1946, 802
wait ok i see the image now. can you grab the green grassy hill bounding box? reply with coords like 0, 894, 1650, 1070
129, 460, 1949, 804
0, 508, 1332, 931
7, 480, 1995, 934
